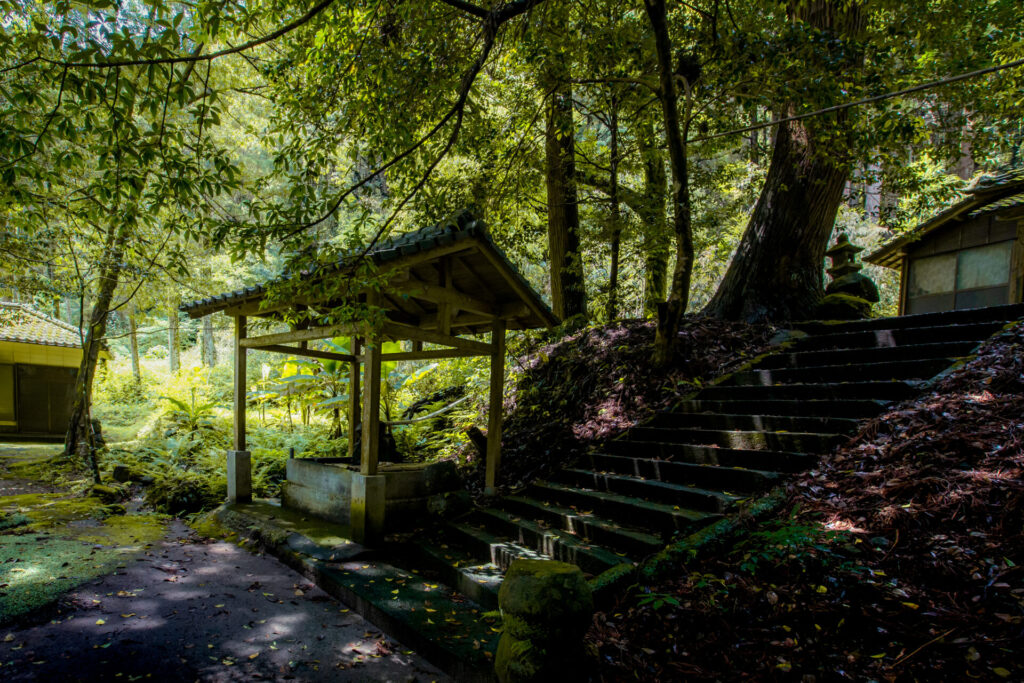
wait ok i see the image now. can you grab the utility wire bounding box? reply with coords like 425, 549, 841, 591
689, 57, 1024, 145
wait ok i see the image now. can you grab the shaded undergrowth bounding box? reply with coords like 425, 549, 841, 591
465, 317, 775, 495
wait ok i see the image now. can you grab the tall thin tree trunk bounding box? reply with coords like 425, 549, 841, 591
542, 10, 587, 322
66, 222, 130, 480
606, 101, 622, 321
128, 302, 141, 384
201, 314, 216, 367
639, 121, 670, 318
168, 302, 180, 373
644, 0, 695, 365
705, 1, 866, 322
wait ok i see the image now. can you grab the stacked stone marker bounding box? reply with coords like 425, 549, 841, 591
495, 559, 594, 683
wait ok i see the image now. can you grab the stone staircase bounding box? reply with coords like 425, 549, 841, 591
398, 303, 1024, 611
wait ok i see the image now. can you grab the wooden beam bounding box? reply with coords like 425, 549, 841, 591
419, 312, 494, 331
379, 348, 488, 362
474, 244, 559, 327
381, 321, 492, 354
438, 257, 453, 336
252, 344, 357, 363
485, 318, 506, 495
233, 316, 247, 451
348, 337, 361, 459
390, 279, 494, 317
240, 323, 358, 348
361, 339, 381, 476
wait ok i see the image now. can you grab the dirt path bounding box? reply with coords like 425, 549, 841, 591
0, 448, 448, 682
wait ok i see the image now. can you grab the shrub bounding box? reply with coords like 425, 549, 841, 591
144, 470, 226, 515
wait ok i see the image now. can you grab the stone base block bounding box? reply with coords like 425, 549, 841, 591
350, 473, 386, 545
226, 450, 252, 503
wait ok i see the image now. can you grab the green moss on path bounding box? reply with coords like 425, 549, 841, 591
0, 448, 167, 625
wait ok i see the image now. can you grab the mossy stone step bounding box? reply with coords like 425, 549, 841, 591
497, 494, 664, 557
600, 439, 818, 473
464, 507, 630, 576
791, 321, 1004, 352
791, 302, 1024, 335
696, 380, 918, 402
399, 530, 527, 610
649, 411, 861, 435
754, 340, 978, 370
529, 480, 722, 537
552, 468, 742, 513
625, 426, 845, 454
728, 356, 957, 386
673, 398, 887, 419
585, 452, 782, 492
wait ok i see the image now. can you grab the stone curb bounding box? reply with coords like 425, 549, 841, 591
202, 502, 500, 682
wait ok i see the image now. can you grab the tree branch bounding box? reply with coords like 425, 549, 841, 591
48, 0, 338, 69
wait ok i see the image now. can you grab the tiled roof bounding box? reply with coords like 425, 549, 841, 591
865, 168, 1024, 268
968, 190, 1024, 218
180, 210, 558, 329
0, 302, 83, 348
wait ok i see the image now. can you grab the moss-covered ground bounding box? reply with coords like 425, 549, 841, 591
0, 446, 167, 624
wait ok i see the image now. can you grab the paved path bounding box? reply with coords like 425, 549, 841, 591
0, 446, 448, 682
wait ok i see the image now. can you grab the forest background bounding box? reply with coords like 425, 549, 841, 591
1, 0, 1022, 508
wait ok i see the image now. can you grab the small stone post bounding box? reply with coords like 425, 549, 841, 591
496, 559, 594, 683
226, 450, 252, 503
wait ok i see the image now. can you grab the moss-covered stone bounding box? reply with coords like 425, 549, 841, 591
498, 559, 594, 623
90, 483, 126, 504
813, 292, 873, 321
495, 560, 594, 683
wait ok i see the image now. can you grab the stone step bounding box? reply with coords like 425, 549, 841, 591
585, 452, 781, 493
791, 321, 1003, 352
497, 494, 664, 558
696, 380, 918, 402
399, 533, 510, 611
755, 341, 977, 370
625, 426, 846, 454
528, 479, 722, 537
792, 303, 1024, 335
729, 357, 956, 386
550, 468, 742, 513
461, 508, 629, 577
601, 439, 819, 472
649, 411, 861, 435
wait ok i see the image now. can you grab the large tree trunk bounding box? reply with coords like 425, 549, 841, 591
128, 302, 141, 383
66, 223, 129, 480
639, 121, 670, 318
542, 23, 587, 322
644, 0, 695, 365
704, 1, 866, 322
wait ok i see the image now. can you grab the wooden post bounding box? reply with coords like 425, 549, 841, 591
438, 257, 453, 336
228, 315, 251, 503
233, 315, 247, 451
485, 318, 506, 495
361, 338, 381, 476
348, 337, 361, 459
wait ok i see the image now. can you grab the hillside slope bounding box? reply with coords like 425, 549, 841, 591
591, 320, 1024, 680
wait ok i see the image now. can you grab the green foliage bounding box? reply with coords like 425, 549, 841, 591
732, 507, 846, 574
160, 389, 219, 434
144, 469, 226, 516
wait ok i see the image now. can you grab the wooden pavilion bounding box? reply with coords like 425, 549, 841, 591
181, 211, 558, 543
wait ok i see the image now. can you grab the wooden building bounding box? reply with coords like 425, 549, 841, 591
180, 212, 558, 543
0, 302, 86, 438
865, 169, 1024, 315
